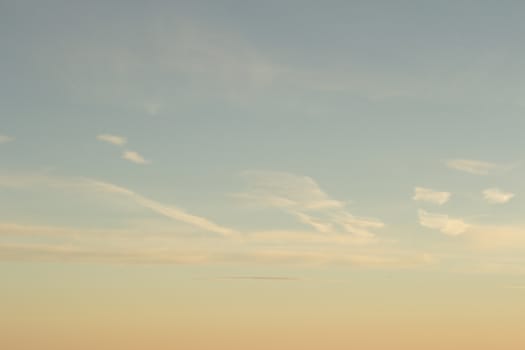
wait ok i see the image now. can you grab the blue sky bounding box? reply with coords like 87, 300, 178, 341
2, 0, 525, 271
5, 2, 525, 349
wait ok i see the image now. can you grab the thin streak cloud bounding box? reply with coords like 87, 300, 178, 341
122, 150, 149, 164
217, 276, 301, 281
445, 159, 498, 175
87, 180, 238, 237
97, 134, 127, 146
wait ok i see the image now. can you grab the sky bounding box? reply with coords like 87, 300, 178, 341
2, 1, 525, 349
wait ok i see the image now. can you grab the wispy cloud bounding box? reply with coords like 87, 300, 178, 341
86, 180, 237, 237
413, 187, 451, 205
0, 135, 14, 144
0, 242, 436, 268
97, 134, 149, 165
0, 243, 211, 265
0, 173, 236, 238
237, 171, 384, 240
239, 170, 344, 210
248, 229, 378, 245
418, 209, 469, 236
483, 188, 515, 204
217, 276, 301, 281
0, 172, 440, 269
445, 159, 499, 175
122, 150, 149, 164
97, 134, 127, 146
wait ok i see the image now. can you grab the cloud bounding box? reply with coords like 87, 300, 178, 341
0, 222, 130, 239
239, 170, 344, 210
0, 242, 436, 268
0, 135, 14, 144
122, 150, 149, 164
237, 171, 384, 240
445, 159, 499, 175
0, 243, 211, 265
97, 134, 127, 146
97, 135, 149, 165
413, 187, 451, 205
0, 172, 441, 269
217, 276, 300, 281
0, 173, 236, 238
248, 229, 378, 245
418, 209, 469, 236
483, 188, 515, 204
86, 180, 238, 237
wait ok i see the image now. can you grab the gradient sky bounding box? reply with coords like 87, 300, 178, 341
2, 1, 525, 349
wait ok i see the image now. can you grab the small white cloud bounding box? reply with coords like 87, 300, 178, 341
413, 187, 451, 205
122, 151, 149, 164
0, 135, 14, 144
445, 159, 498, 175
483, 188, 515, 204
418, 209, 469, 236
97, 134, 127, 146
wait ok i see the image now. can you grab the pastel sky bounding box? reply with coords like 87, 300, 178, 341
2, 1, 525, 349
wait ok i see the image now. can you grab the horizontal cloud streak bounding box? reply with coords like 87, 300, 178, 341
413, 187, 451, 205
97, 134, 127, 146
445, 159, 499, 175
122, 150, 149, 164
0, 243, 436, 269
218, 276, 300, 281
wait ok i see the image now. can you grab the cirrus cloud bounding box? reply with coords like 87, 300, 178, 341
237, 171, 384, 240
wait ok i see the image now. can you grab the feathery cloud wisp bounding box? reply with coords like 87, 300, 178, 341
97, 134, 127, 146
483, 188, 515, 204
418, 209, 469, 236
122, 151, 149, 164
87, 180, 237, 237
0, 173, 236, 238
238, 171, 384, 240
445, 159, 498, 175
0, 242, 435, 268
413, 187, 451, 205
